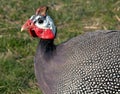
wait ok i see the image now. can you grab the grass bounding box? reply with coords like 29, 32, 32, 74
0, 0, 120, 94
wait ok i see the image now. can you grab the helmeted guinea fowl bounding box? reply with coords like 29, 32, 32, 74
21, 6, 120, 94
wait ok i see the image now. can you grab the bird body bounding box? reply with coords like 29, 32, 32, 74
34, 30, 120, 94
21, 6, 120, 94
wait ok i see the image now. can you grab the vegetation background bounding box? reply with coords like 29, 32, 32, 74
0, 0, 120, 94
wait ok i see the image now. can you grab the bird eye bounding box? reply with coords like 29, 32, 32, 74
38, 18, 44, 24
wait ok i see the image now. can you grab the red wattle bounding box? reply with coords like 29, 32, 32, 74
29, 23, 55, 39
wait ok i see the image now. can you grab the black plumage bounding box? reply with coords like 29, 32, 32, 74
34, 30, 120, 94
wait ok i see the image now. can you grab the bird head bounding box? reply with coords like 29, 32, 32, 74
21, 6, 55, 39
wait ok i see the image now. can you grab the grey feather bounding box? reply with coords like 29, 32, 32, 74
34, 30, 120, 94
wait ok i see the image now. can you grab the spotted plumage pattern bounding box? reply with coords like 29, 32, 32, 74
34, 30, 120, 94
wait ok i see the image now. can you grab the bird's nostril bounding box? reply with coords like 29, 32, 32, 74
29, 22, 31, 25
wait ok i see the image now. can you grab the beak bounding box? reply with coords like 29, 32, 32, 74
21, 19, 32, 32
21, 27, 24, 32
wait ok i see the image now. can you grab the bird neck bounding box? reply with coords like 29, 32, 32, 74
39, 39, 56, 60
